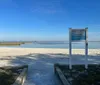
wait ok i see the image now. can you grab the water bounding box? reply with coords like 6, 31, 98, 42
0, 42, 100, 49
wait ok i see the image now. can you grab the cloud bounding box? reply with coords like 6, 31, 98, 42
32, 7, 63, 14
31, 0, 64, 14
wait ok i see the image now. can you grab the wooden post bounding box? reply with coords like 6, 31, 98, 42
85, 27, 88, 69
69, 28, 72, 69
12, 68, 28, 85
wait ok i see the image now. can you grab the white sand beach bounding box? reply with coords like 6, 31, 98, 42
0, 48, 100, 85
0, 48, 99, 56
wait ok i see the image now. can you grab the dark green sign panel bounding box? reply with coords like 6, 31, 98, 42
71, 29, 86, 41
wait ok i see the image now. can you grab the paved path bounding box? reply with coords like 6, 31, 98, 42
0, 54, 100, 85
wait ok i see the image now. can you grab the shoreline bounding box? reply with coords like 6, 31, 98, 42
0, 47, 100, 49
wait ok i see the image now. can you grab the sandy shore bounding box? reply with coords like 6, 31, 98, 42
0, 48, 100, 85
0, 47, 99, 57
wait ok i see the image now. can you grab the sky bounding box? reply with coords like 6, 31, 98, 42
0, 0, 100, 41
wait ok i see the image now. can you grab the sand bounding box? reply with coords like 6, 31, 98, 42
0, 47, 99, 56
0, 47, 100, 85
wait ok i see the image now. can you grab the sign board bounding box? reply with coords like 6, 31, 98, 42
71, 29, 86, 41
69, 28, 88, 69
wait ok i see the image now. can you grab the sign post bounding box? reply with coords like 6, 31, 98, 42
85, 28, 88, 69
69, 28, 88, 69
69, 28, 72, 69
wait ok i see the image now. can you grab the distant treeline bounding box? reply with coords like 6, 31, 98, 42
0, 41, 33, 46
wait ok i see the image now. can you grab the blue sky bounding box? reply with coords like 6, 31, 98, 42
0, 0, 100, 41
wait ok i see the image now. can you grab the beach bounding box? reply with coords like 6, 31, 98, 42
0, 48, 100, 85
0, 47, 99, 56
